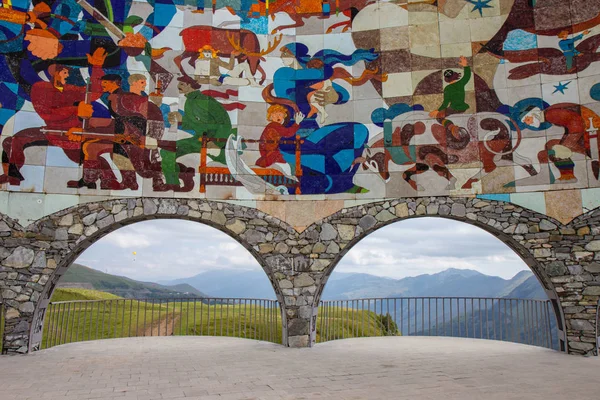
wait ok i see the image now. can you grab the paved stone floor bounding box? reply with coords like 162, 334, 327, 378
0, 337, 598, 400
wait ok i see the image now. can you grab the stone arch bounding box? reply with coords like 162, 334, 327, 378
312, 202, 559, 307
0, 198, 297, 353
295, 196, 600, 355
3, 195, 599, 355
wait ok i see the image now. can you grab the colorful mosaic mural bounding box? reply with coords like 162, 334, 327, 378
2, 0, 600, 223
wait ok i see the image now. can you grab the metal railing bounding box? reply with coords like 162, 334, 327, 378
42, 297, 281, 349
317, 297, 559, 350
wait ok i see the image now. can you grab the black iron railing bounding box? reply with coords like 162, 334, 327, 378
317, 297, 559, 350
42, 297, 282, 349
2, 297, 580, 352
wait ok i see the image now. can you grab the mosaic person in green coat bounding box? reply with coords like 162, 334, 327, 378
160, 78, 233, 187
429, 55, 471, 139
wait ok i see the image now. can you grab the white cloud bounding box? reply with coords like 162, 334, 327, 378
74, 217, 529, 282
77, 220, 262, 281
103, 231, 154, 249
336, 218, 528, 280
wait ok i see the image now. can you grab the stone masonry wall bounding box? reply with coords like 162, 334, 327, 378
0, 198, 295, 353
292, 197, 599, 355
2, 197, 599, 355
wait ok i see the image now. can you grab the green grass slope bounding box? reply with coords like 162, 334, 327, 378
50, 288, 121, 302
59, 264, 209, 299
40, 288, 395, 349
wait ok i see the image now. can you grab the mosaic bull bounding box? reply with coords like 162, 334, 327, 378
360, 111, 530, 192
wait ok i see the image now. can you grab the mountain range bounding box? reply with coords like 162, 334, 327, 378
159, 268, 546, 300
62, 264, 546, 301
321, 268, 543, 300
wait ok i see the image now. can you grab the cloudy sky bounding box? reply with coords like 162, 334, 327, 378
77, 217, 528, 283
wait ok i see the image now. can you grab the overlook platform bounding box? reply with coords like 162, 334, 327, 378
0, 337, 597, 400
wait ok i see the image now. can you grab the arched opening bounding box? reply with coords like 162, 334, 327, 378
23, 199, 291, 352
314, 216, 565, 351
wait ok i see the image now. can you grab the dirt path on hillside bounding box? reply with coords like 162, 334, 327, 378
138, 313, 182, 337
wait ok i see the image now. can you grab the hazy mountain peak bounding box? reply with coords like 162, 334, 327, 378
434, 268, 483, 278
511, 270, 534, 280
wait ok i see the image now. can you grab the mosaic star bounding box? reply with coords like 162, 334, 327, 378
553, 81, 572, 94
467, 0, 494, 16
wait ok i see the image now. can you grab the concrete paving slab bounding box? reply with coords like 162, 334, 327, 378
0, 337, 598, 400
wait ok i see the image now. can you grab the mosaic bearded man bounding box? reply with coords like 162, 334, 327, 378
159, 77, 234, 190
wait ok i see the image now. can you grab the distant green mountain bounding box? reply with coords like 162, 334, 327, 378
59, 264, 209, 299
67, 264, 546, 303
321, 268, 546, 300
160, 269, 278, 299
159, 268, 546, 301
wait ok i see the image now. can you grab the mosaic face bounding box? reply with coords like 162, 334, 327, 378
2, 0, 600, 222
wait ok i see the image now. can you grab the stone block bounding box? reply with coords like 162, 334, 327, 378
294, 273, 315, 287
451, 203, 466, 217
338, 225, 355, 241
226, 219, 246, 235
375, 210, 395, 222
245, 229, 266, 245
583, 263, 600, 273
539, 220, 557, 231
584, 240, 600, 252
395, 203, 409, 218
287, 318, 309, 336
569, 319, 595, 331
3, 247, 35, 268
312, 242, 326, 253
210, 211, 227, 225
82, 213, 97, 226
68, 224, 84, 235
58, 214, 73, 226
287, 335, 309, 348
18, 302, 35, 313
533, 248, 551, 258
275, 242, 289, 253
310, 259, 330, 272
279, 279, 293, 289
96, 215, 115, 230
298, 306, 313, 319
582, 286, 600, 295
320, 223, 337, 241
546, 261, 567, 277
5, 308, 20, 320
326, 241, 340, 254
143, 199, 157, 215
568, 341, 595, 351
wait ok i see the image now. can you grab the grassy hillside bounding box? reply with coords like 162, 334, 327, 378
51, 288, 121, 302
40, 288, 394, 349
59, 264, 208, 299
